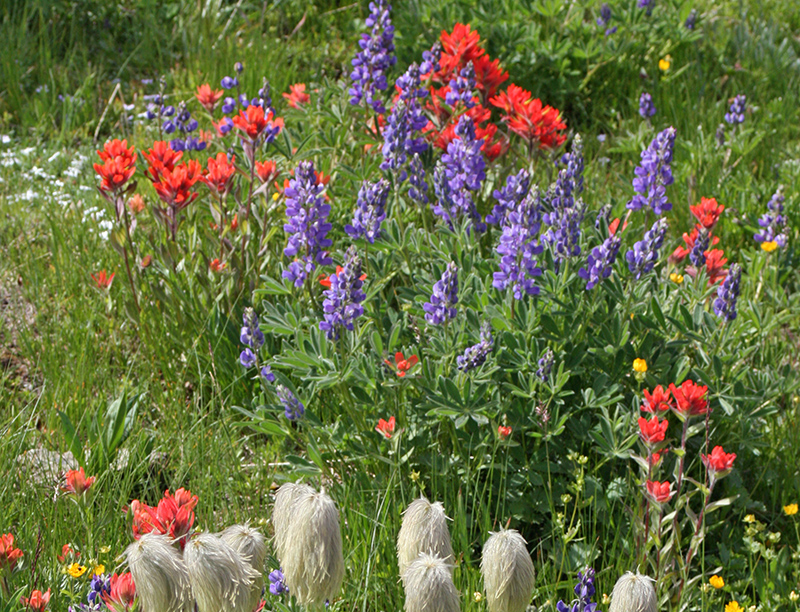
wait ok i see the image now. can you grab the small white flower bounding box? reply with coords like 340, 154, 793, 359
125, 533, 193, 612
403, 553, 460, 612
609, 571, 657, 612
481, 529, 535, 612
397, 497, 454, 581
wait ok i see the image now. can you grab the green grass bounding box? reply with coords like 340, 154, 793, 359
2, 0, 800, 611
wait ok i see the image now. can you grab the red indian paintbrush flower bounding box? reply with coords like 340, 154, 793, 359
20, 589, 50, 612
691, 197, 725, 230
376, 416, 396, 439
195, 83, 224, 112
642, 385, 673, 413
255, 160, 278, 184
91, 270, 115, 290
104, 572, 136, 611
638, 415, 668, 444
232, 105, 283, 141
490, 84, 567, 149
498, 425, 512, 438
669, 380, 709, 417
131, 488, 198, 549
669, 227, 720, 264
283, 83, 311, 109
57, 543, 78, 562
63, 467, 96, 495
0, 533, 23, 571
319, 266, 366, 288
94, 157, 136, 192
646, 480, 675, 503
608, 218, 628, 236
200, 152, 237, 195
97, 139, 137, 168
152, 160, 202, 210
702, 445, 737, 476
142, 141, 184, 180
704, 249, 728, 285
384, 352, 419, 378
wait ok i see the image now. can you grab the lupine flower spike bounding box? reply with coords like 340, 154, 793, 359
397, 497, 454, 580
481, 529, 535, 612
424, 262, 459, 325
403, 553, 460, 612
627, 127, 676, 215
124, 533, 193, 612
608, 572, 657, 612
714, 263, 742, 321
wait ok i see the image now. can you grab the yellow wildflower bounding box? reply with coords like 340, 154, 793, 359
725, 601, 743, 612
744, 514, 756, 523
670, 273, 684, 284
709, 575, 725, 589
99, 546, 111, 554
790, 591, 799, 602
93, 564, 105, 576
67, 562, 87, 578
633, 358, 648, 373
784, 503, 798, 516
659, 56, 672, 71
474, 592, 483, 602
272, 192, 280, 201
761, 241, 778, 253
602, 594, 611, 605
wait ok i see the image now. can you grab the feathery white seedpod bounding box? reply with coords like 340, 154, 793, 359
608, 571, 658, 612
220, 524, 266, 612
397, 497, 454, 580
273, 482, 316, 563
125, 532, 193, 612
481, 529, 535, 612
403, 553, 460, 612
281, 486, 344, 607
184, 532, 261, 612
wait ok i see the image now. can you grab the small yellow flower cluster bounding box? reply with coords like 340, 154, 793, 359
784, 503, 798, 516
761, 241, 778, 253
633, 358, 648, 373
744, 514, 756, 523
709, 575, 725, 589
669, 273, 684, 284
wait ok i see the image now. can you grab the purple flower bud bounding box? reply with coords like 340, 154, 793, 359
261, 365, 276, 382
537, 349, 554, 382
579, 234, 621, 289
689, 228, 709, 267
345, 179, 389, 244
457, 322, 493, 372
269, 569, 288, 595
163, 120, 176, 134
639, 92, 656, 118
685, 9, 697, 29
626, 218, 668, 279
714, 263, 741, 321
221, 76, 239, 89
240, 348, 257, 368
234, 62, 244, 74
424, 262, 459, 325
222, 97, 236, 114
276, 385, 304, 421
319, 246, 367, 341
724, 94, 746, 125
754, 187, 787, 247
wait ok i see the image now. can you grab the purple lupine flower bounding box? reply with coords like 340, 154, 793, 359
282, 161, 333, 287
261, 364, 276, 382
168, 102, 205, 151
258, 79, 273, 109
626, 218, 668, 279
431, 115, 486, 233
626, 126, 676, 215
349, 0, 396, 113
408, 153, 429, 204
579, 235, 621, 289
537, 348, 554, 382
487, 168, 530, 226
241, 307, 265, 350
222, 96, 236, 114
596, 4, 617, 35
493, 186, 545, 299
754, 187, 787, 247
276, 385, 304, 421
87, 574, 111, 605
594, 204, 612, 229
685, 9, 697, 29
542, 135, 586, 267
269, 569, 288, 595
456, 322, 493, 372
234, 61, 244, 74
217, 117, 234, 135
638, 0, 655, 15
240, 348, 257, 368
424, 262, 459, 325
420, 42, 442, 75
724, 94, 746, 125
381, 63, 428, 183
557, 568, 597, 612
714, 263, 741, 321
346, 179, 390, 243
319, 246, 367, 340
639, 92, 656, 118
445, 61, 476, 108
221, 75, 239, 89
689, 228, 709, 267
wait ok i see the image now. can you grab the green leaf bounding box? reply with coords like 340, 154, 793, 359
58, 410, 84, 466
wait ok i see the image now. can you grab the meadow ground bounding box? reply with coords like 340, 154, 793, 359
1, 1, 800, 611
